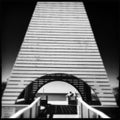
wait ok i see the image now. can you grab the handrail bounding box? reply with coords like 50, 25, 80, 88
10, 96, 110, 118
10, 97, 40, 118
77, 97, 110, 118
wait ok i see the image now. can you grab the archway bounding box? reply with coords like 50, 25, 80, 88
36, 81, 80, 103
16, 73, 100, 105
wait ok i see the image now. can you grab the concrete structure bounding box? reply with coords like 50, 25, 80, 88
2, 2, 117, 118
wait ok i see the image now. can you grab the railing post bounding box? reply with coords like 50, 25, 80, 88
81, 103, 83, 118
83, 104, 88, 118
77, 101, 81, 118
89, 110, 97, 118
29, 109, 31, 118
35, 103, 37, 117
77, 97, 110, 118
9, 97, 41, 118
88, 109, 90, 118
37, 100, 40, 117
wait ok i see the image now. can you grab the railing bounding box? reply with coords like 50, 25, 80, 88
10, 97, 40, 118
9, 96, 110, 118
77, 97, 110, 118
2, 104, 28, 118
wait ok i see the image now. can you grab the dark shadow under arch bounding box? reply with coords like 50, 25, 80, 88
16, 73, 101, 105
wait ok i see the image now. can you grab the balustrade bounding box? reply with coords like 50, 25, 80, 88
10, 97, 40, 118
77, 97, 110, 118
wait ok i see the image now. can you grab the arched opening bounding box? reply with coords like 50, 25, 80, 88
16, 73, 101, 105
36, 81, 80, 104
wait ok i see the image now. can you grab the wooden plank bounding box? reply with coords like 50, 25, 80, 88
32, 13, 87, 15
23, 42, 96, 45
17, 55, 101, 59
32, 14, 87, 17
30, 23, 90, 26
10, 74, 107, 78
33, 12, 86, 14
99, 98, 116, 101
97, 94, 115, 97
28, 27, 92, 31
33, 12, 87, 15
14, 64, 104, 68
15, 61, 103, 65
12, 67, 106, 72
6, 85, 25, 89
101, 102, 117, 106
4, 89, 23, 92
84, 79, 109, 82
33, 16, 87, 18
30, 19, 89, 22
26, 29, 93, 33
17, 58, 102, 62
7, 77, 108, 82
24, 36, 94, 40
87, 82, 110, 86
2, 101, 15, 104
24, 40, 95, 43
18, 54, 100, 58
11, 72, 106, 76
19, 52, 99, 55
37, 6, 84, 9
7, 81, 20, 84
28, 26, 92, 30
20, 49, 98, 53
8, 78, 34, 81
25, 34, 94, 38
29, 24, 90, 27
2, 97, 17, 100
22, 43, 96, 46
31, 22, 89, 25
3, 93, 20, 96
21, 46, 98, 49
15, 64, 104, 68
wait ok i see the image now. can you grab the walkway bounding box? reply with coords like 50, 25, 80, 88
39, 104, 77, 118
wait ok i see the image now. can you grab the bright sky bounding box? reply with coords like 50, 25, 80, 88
38, 81, 79, 93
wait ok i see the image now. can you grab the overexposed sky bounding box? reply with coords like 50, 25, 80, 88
37, 81, 79, 93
